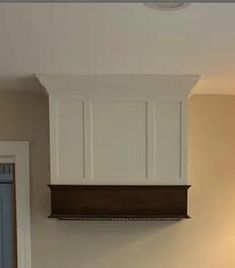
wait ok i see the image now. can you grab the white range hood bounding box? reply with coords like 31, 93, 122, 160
36, 74, 199, 220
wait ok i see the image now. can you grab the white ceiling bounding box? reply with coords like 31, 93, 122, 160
0, 3, 235, 94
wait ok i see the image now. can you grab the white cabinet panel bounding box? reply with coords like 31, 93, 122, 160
92, 101, 147, 181
56, 100, 85, 181
52, 98, 185, 184
155, 100, 182, 184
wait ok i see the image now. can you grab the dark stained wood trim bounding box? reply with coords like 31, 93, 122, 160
49, 185, 190, 221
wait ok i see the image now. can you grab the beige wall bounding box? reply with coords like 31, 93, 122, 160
0, 92, 234, 268
2, 4, 235, 95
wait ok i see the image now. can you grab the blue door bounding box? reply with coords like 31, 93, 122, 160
0, 164, 15, 268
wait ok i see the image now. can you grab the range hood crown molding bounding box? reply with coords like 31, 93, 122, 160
36, 74, 200, 96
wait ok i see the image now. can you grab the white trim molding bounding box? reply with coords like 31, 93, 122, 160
0, 141, 31, 268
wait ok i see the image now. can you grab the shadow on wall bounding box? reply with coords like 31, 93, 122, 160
43, 219, 181, 267
0, 75, 46, 93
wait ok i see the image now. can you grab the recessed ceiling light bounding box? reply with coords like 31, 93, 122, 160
144, 2, 191, 11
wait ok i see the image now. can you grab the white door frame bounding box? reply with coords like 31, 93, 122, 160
0, 141, 31, 268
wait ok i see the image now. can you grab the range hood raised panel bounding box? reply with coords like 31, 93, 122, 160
36, 74, 199, 220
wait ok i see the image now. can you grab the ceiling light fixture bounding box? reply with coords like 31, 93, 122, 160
144, 2, 191, 11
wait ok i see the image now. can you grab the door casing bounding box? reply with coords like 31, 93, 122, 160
0, 142, 31, 268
